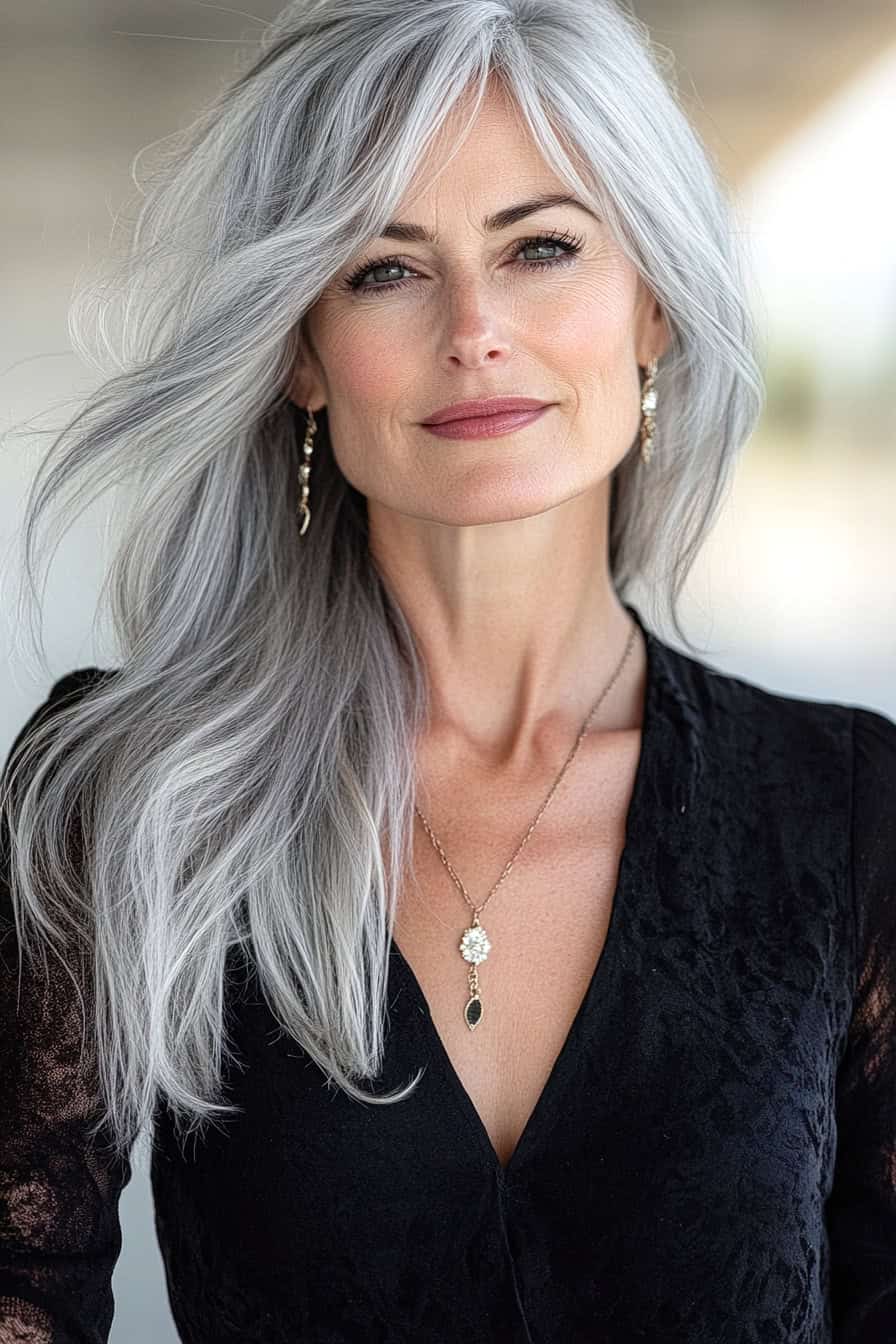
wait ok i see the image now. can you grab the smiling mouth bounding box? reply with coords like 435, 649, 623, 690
419, 404, 552, 439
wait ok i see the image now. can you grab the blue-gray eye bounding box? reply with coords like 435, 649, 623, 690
341, 228, 585, 294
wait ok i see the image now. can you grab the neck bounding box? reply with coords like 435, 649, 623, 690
367, 481, 642, 772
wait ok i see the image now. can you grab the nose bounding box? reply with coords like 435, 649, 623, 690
437, 282, 513, 368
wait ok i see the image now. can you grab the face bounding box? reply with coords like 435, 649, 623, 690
288, 79, 669, 527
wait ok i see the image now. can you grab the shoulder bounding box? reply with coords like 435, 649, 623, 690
656, 635, 860, 761
46, 666, 119, 703
660, 636, 896, 832
4, 666, 120, 778
850, 701, 896, 784
849, 703, 896, 892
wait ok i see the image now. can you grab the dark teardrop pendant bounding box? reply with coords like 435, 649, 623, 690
464, 995, 483, 1031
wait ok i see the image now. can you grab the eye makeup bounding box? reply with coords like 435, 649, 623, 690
339, 227, 585, 295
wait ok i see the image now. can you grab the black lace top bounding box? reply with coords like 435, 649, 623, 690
2, 605, 895, 1343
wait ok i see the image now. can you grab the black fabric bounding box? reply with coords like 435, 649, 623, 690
1, 602, 894, 1343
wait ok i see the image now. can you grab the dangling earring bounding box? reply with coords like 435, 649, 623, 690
298, 406, 316, 537
639, 357, 658, 465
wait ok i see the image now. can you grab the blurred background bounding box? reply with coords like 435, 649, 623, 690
1, 2, 893, 1339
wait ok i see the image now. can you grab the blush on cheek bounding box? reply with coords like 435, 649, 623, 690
331, 345, 398, 406
554, 278, 635, 358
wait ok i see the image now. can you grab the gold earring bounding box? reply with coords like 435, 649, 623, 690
639, 358, 658, 465
298, 406, 316, 537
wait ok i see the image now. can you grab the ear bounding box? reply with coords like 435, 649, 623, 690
285, 320, 327, 413
635, 283, 672, 367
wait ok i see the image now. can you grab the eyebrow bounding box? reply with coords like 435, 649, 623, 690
376, 192, 599, 244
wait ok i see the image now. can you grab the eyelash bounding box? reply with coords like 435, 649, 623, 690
340, 227, 585, 294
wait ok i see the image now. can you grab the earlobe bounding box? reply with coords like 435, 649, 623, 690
286, 365, 323, 412
633, 281, 670, 367
286, 370, 305, 408
637, 300, 671, 368
286, 321, 326, 409
651, 300, 672, 360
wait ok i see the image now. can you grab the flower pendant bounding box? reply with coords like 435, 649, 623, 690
459, 919, 490, 1031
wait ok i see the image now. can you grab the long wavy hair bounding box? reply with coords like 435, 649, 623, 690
0, 0, 763, 1162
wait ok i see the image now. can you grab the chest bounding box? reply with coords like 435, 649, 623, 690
392, 729, 642, 1170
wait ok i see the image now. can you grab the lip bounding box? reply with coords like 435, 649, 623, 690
421, 396, 552, 425
420, 404, 551, 440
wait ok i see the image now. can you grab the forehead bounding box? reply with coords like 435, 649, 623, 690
395, 82, 569, 225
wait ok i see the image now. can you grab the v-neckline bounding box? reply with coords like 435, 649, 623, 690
389, 603, 660, 1181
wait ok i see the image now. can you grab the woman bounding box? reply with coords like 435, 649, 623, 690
1, 1, 893, 1340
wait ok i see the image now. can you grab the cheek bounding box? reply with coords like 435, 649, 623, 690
325, 322, 407, 408
529, 273, 638, 373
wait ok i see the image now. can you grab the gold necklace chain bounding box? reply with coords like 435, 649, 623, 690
413, 615, 638, 1031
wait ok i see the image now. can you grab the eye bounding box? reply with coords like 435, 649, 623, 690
340, 228, 585, 295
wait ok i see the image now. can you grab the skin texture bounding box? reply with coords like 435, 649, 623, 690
288, 78, 669, 773
288, 79, 671, 1167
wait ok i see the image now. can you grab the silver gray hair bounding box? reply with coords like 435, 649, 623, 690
1, 0, 763, 1161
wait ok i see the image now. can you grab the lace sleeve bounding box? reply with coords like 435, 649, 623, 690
827, 704, 896, 1341
0, 670, 132, 1344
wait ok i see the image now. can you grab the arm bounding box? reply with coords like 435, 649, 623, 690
0, 671, 133, 1344
827, 704, 896, 1341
